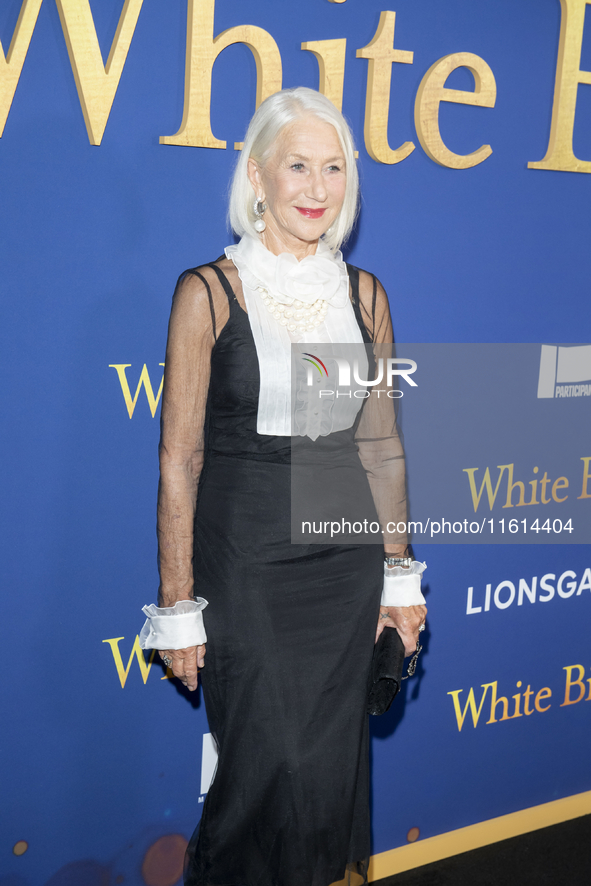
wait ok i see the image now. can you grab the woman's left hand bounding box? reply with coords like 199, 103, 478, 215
376, 605, 427, 656
159, 644, 205, 692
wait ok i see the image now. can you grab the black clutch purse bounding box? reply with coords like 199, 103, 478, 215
367, 627, 423, 716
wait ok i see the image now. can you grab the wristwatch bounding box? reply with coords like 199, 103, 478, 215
384, 556, 414, 568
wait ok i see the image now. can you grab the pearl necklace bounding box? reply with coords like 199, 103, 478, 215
257, 286, 328, 334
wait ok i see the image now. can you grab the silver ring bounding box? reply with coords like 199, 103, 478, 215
162, 654, 173, 667
418, 624, 426, 632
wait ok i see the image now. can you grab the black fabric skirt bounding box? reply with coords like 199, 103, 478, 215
184, 452, 383, 886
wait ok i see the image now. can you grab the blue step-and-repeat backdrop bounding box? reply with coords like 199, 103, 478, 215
1, 1, 590, 884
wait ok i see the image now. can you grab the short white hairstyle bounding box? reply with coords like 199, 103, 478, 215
228, 87, 359, 253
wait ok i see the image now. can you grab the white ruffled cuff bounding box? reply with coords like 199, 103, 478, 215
139, 598, 208, 650
381, 561, 427, 607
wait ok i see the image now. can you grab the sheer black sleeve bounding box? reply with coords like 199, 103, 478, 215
156, 265, 229, 607
355, 271, 408, 551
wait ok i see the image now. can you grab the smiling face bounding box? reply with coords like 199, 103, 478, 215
247, 115, 347, 259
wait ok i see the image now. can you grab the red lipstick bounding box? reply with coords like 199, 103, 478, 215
296, 208, 326, 218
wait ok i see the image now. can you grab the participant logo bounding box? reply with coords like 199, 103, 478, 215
537, 344, 591, 398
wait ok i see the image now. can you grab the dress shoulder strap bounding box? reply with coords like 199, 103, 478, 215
178, 267, 218, 341
346, 263, 373, 344
205, 259, 238, 306
346, 263, 360, 306
175, 259, 239, 344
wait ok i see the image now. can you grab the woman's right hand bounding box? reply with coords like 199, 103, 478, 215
159, 645, 206, 692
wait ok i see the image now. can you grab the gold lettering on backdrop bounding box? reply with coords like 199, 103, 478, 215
463, 465, 510, 512
579, 456, 591, 498
301, 39, 347, 112
464, 463, 577, 511
161, 0, 282, 149
448, 680, 555, 732
486, 681, 522, 724
447, 683, 496, 731
561, 664, 590, 705
356, 11, 415, 164
103, 636, 156, 688
55, 0, 144, 146
109, 363, 165, 418
0, 0, 43, 138
529, 0, 591, 173
502, 463, 527, 508
535, 687, 553, 712
414, 52, 497, 169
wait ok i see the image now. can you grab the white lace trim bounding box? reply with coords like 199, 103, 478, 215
139, 598, 208, 650
225, 235, 364, 437
381, 561, 427, 607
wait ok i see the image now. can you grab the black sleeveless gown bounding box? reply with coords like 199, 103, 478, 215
184, 263, 384, 886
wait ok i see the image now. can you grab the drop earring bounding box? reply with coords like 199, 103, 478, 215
253, 198, 267, 233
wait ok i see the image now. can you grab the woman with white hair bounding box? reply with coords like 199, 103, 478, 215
140, 87, 426, 886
